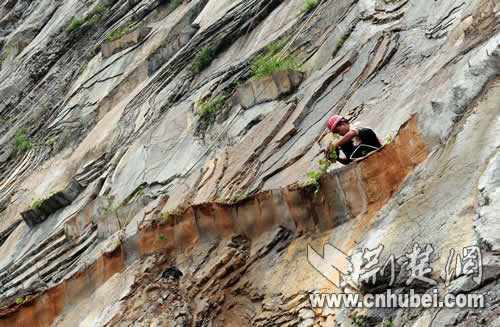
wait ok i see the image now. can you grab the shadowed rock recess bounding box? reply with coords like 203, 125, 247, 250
0, 0, 498, 326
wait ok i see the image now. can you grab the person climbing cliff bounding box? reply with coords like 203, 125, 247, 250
325, 115, 383, 165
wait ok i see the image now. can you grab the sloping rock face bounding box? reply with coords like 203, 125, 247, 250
236, 69, 305, 109
0, 0, 498, 326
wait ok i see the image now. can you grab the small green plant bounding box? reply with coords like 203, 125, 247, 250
114, 239, 120, 246
198, 96, 225, 119
383, 321, 394, 327
79, 62, 88, 74
156, 234, 165, 242
336, 39, 344, 48
15, 297, 24, 305
385, 135, 393, 143
89, 14, 101, 25
107, 23, 141, 41
91, 4, 105, 16
60, 80, 68, 90
349, 315, 366, 327
303, 159, 331, 196
31, 199, 42, 210
169, 0, 183, 8
89, 4, 108, 24
192, 45, 215, 74
151, 46, 159, 55
298, 0, 318, 16
11, 127, 31, 157
162, 212, 169, 219
231, 194, 247, 203
328, 144, 338, 160
383, 0, 396, 3
45, 136, 58, 148
137, 185, 145, 196
64, 18, 86, 33
48, 186, 65, 196
250, 55, 300, 80
265, 36, 291, 57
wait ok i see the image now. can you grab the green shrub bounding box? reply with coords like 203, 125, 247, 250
15, 297, 24, 305
250, 55, 300, 80
192, 45, 215, 74
265, 36, 290, 57
89, 4, 109, 25
89, 14, 101, 25
11, 127, 31, 157
298, 0, 318, 16
64, 18, 86, 33
336, 39, 344, 48
91, 4, 105, 15
198, 96, 225, 119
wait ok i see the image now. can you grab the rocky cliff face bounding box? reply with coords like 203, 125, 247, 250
0, 0, 498, 326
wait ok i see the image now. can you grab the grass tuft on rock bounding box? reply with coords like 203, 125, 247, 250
250, 55, 300, 80
107, 22, 141, 41
265, 36, 290, 57
198, 96, 225, 119
11, 127, 31, 157
192, 45, 215, 74
89, 4, 109, 25
64, 18, 86, 33
298, 0, 319, 16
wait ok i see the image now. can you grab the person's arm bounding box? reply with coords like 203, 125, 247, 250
332, 130, 357, 148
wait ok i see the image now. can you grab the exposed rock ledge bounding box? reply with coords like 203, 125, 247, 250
0, 115, 427, 326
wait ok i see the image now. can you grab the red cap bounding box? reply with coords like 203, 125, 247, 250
327, 115, 344, 133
